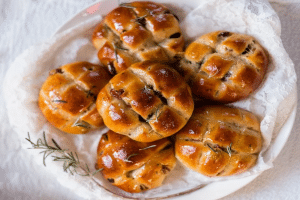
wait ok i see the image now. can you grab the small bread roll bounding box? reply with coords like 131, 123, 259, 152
39, 61, 112, 134
175, 105, 263, 177
96, 61, 194, 142
96, 130, 176, 193
92, 1, 184, 75
178, 31, 269, 103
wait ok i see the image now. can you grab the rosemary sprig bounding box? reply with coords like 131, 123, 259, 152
26, 132, 66, 166
25, 132, 101, 176
139, 145, 156, 151
124, 153, 139, 163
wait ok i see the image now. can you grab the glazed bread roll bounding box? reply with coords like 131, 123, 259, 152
92, 1, 184, 75
39, 61, 112, 134
96, 61, 194, 142
96, 130, 176, 193
175, 105, 263, 177
178, 31, 269, 103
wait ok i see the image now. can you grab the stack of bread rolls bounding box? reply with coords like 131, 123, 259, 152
38, 1, 268, 193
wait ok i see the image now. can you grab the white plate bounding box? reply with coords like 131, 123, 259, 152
53, 0, 297, 199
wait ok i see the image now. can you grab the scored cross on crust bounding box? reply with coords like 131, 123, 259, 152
175, 105, 263, 177
92, 1, 184, 75
178, 31, 269, 103
39, 62, 112, 134
96, 61, 194, 142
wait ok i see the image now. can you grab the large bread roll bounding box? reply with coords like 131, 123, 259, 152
175, 105, 263, 177
39, 61, 112, 134
96, 61, 194, 142
92, 1, 184, 75
178, 31, 269, 103
96, 130, 176, 193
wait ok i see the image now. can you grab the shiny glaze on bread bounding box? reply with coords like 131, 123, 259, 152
96, 130, 176, 193
39, 62, 112, 134
175, 105, 263, 177
178, 31, 269, 103
96, 61, 194, 142
92, 1, 184, 75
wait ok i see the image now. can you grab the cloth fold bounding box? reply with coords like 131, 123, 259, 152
0, 0, 299, 199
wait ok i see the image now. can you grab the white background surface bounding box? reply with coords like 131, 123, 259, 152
0, 0, 299, 200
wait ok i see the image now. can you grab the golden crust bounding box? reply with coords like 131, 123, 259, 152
175, 105, 263, 177
178, 31, 269, 103
96, 61, 194, 142
38, 61, 112, 134
92, 1, 184, 75
96, 130, 176, 193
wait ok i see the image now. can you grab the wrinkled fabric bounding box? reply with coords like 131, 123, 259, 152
0, 0, 299, 200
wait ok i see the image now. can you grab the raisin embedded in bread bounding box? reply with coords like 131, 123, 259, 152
178, 31, 269, 103
92, 1, 184, 75
96, 61, 194, 142
175, 105, 263, 177
39, 61, 112, 134
96, 130, 176, 193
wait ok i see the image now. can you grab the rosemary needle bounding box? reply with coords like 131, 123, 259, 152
92, 168, 104, 176
139, 145, 156, 151
113, 43, 129, 65
72, 119, 90, 129
207, 143, 217, 153
52, 100, 67, 103
124, 153, 139, 163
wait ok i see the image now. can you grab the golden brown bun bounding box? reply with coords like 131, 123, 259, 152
39, 61, 112, 134
96, 61, 194, 142
178, 31, 269, 103
175, 105, 263, 177
92, 1, 184, 75
96, 130, 176, 193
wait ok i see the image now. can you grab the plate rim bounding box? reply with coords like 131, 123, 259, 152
53, 0, 298, 199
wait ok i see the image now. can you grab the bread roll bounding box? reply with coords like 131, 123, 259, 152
92, 1, 184, 75
175, 105, 263, 177
96, 130, 176, 193
178, 31, 269, 103
96, 61, 194, 142
39, 61, 112, 134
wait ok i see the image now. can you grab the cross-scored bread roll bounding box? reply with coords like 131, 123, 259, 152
175, 105, 263, 177
96, 61, 194, 142
39, 61, 112, 134
96, 130, 176, 193
92, 1, 184, 75
178, 31, 269, 103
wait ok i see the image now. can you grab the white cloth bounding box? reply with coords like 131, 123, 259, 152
0, 0, 299, 200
